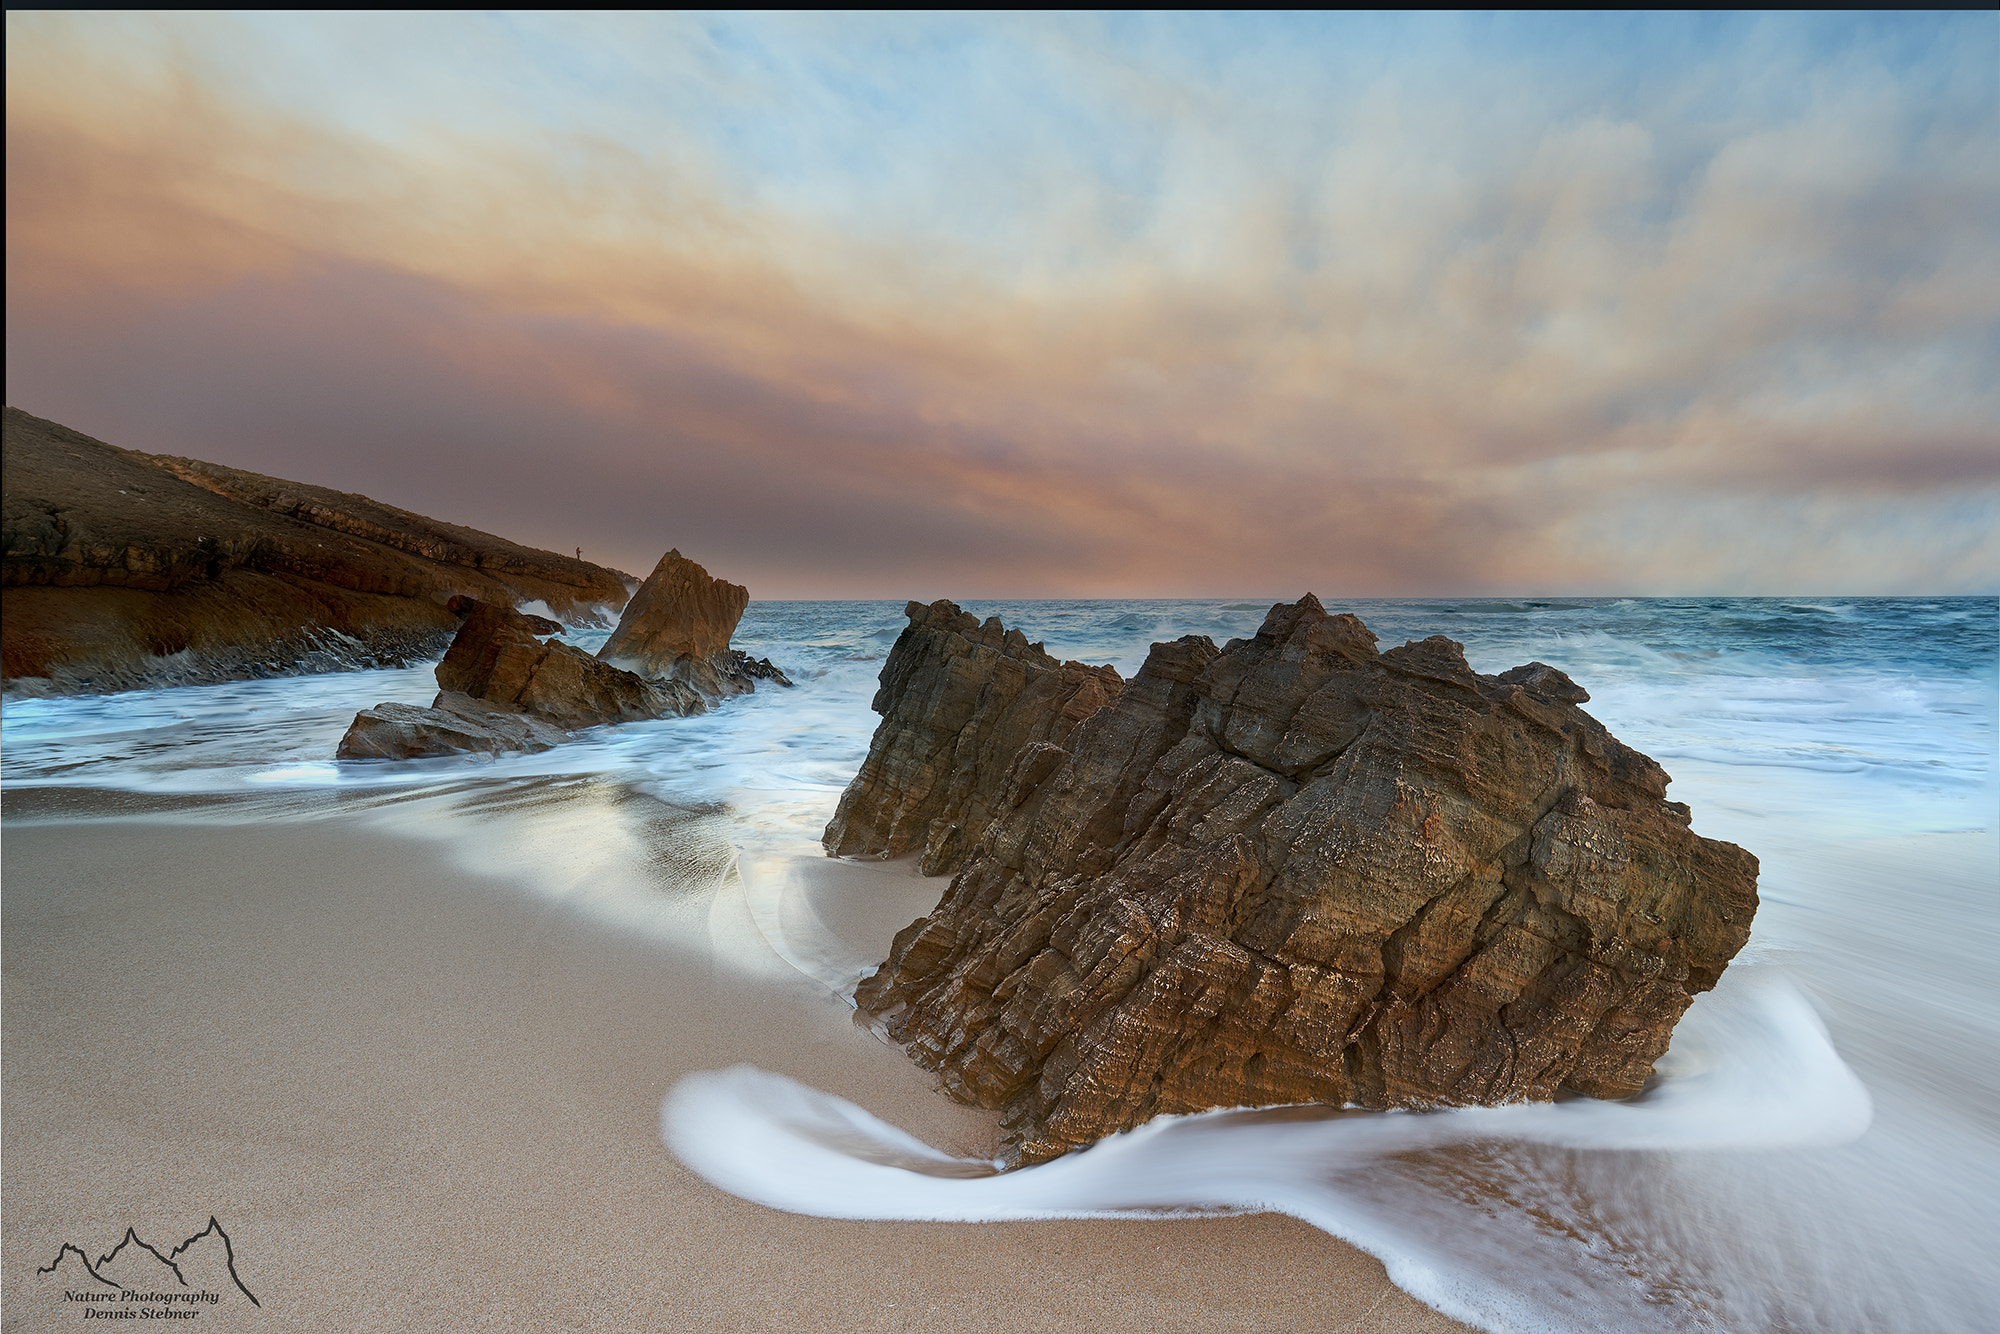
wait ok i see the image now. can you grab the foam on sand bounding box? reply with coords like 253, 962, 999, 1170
663, 966, 1870, 1331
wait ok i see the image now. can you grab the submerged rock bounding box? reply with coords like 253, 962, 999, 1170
726, 649, 794, 690
837, 596, 1759, 1167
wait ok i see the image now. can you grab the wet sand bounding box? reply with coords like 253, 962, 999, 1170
2, 801, 1471, 1332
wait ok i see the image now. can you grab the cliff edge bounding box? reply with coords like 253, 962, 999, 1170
2, 407, 629, 691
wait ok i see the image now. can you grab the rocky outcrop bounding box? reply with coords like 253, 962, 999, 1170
435, 600, 705, 727
335, 694, 570, 760
145, 454, 627, 625
336, 601, 703, 760
2, 407, 630, 692
839, 596, 1759, 1167
595, 549, 789, 696
823, 600, 1123, 874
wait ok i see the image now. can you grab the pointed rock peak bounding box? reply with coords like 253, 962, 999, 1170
1497, 660, 1590, 703
1254, 592, 1330, 643
596, 549, 748, 681
906, 599, 977, 633
822, 601, 1127, 867
1311, 611, 1380, 662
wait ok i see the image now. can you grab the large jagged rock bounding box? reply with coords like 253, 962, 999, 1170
839, 596, 1760, 1167
336, 601, 703, 760
436, 600, 705, 728
824, 600, 1123, 874
596, 549, 789, 697
3, 407, 631, 693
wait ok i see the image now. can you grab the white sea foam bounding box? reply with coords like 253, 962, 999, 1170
664, 965, 1870, 1202
661, 967, 1874, 1332
512, 598, 562, 623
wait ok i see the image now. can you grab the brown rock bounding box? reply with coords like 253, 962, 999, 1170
335, 695, 569, 760
433, 600, 705, 729
595, 549, 754, 697
336, 601, 706, 761
138, 451, 629, 624
840, 596, 1759, 1167
2, 407, 630, 692
822, 600, 1124, 875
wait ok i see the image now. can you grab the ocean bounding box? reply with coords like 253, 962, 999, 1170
4, 596, 1995, 1333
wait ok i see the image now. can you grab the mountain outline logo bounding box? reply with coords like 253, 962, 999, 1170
36, 1216, 261, 1307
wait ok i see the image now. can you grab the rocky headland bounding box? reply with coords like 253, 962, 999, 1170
337, 551, 790, 760
832, 596, 1759, 1167
2, 407, 631, 693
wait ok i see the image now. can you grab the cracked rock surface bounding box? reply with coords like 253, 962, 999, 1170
837, 595, 1759, 1167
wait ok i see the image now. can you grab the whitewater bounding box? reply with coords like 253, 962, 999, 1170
4, 596, 1994, 1333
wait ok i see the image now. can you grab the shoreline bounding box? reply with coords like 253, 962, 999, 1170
2, 792, 1470, 1332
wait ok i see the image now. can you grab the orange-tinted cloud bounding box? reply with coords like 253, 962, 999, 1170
7, 12, 1996, 595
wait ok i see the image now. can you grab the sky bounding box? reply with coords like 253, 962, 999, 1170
6, 11, 1997, 597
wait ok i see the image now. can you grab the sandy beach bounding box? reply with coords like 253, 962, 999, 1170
2, 795, 1470, 1332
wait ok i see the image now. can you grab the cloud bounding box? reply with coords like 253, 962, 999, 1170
6, 11, 1996, 595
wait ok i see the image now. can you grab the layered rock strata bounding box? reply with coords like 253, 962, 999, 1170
596, 549, 790, 695
823, 600, 1123, 875
337, 600, 704, 759
3, 407, 630, 692
840, 596, 1759, 1167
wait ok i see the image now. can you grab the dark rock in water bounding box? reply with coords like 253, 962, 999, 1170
2, 407, 631, 693
595, 549, 785, 698
334, 544, 798, 764
837, 595, 1760, 1168
446, 593, 558, 636
336, 694, 570, 760
728, 649, 794, 689
519, 613, 564, 636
